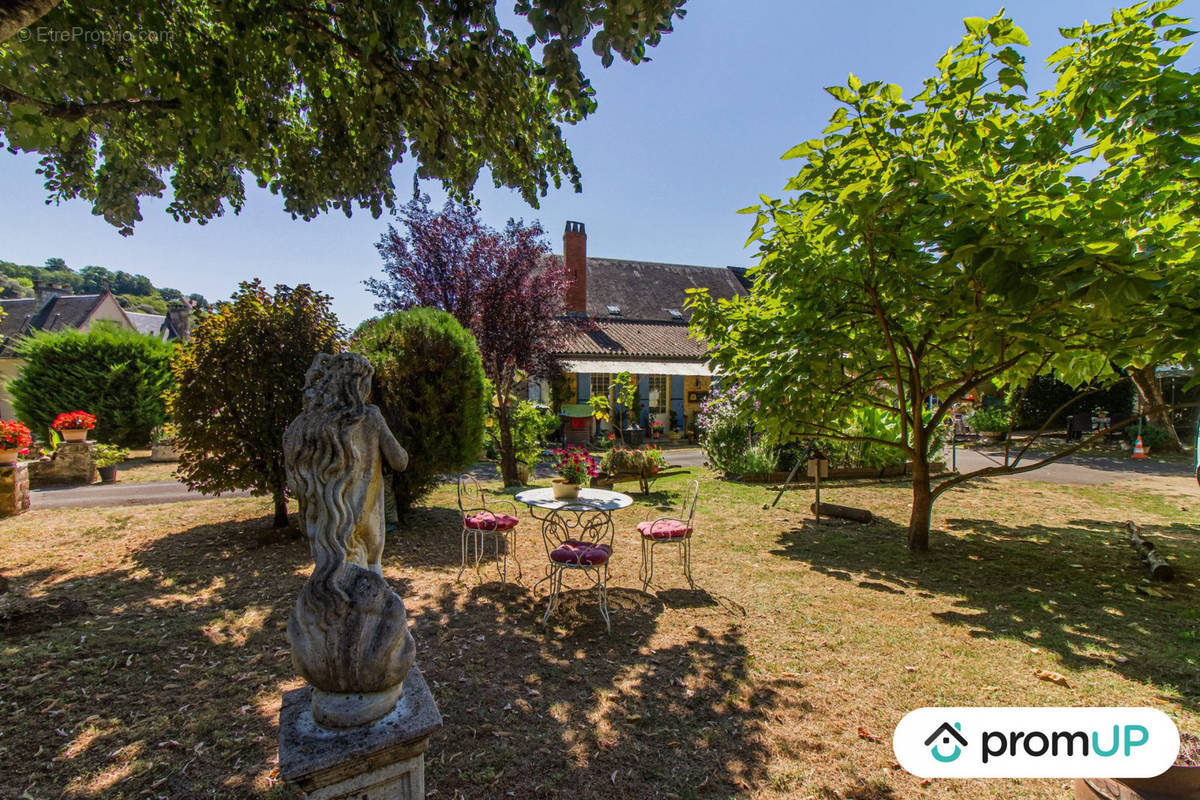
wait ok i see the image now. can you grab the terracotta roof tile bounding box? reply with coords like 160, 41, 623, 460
558, 319, 706, 359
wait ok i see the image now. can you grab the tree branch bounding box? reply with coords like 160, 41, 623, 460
0, 84, 180, 121
0, 0, 60, 44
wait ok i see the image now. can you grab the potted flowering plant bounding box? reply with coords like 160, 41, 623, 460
92, 443, 130, 483
650, 419, 665, 439
551, 446, 598, 500
0, 420, 32, 465
52, 411, 96, 442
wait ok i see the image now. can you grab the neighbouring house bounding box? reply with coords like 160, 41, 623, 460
0, 281, 190, 418
539, 221, 750, 438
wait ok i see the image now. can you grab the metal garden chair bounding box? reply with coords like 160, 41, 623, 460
534, 503, 615, 631
637, 479, 699, 592
456, 474, 522, 583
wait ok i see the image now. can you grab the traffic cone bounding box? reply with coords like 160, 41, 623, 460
1131, 436, 1148, 459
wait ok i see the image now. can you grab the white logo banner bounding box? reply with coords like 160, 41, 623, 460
893, 707, 1180, 778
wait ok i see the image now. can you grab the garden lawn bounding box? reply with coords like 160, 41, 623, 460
1, 470, 1197, 799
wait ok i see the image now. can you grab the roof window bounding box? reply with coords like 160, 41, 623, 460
668, 309, 683, 320
606, 305, 622, 316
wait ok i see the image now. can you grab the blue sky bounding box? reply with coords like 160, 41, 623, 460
2, 1, 1196, 325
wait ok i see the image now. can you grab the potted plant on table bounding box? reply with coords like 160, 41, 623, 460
92, 443, 129, 484
0, 420, 32, 465
52, 411, 96, 443
551, 445, 598, 500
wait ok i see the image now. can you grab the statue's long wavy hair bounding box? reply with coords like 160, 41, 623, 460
284, 353, 374, 622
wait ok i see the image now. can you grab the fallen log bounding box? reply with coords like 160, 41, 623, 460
1127, 520, 1174, 581
810, 502, 873, 524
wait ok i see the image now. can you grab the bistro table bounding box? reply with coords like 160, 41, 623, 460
513, 486, 634, 520
514, 487, 633, 630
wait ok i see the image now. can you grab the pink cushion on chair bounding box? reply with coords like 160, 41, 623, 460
464, 512, 519, 531
637, 519, 692, 539
550, 540, 612, 565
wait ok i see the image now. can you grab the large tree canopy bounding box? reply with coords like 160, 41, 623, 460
0, 0, 686, 233
689, 2, 1200, 550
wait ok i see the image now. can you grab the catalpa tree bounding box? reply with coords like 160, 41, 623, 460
689, 2, 1200, 550
0, 0, 686, 233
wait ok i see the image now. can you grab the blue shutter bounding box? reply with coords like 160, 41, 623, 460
576, 372, 590, 402
638, 374, 650, 427
671, 375, 685, 430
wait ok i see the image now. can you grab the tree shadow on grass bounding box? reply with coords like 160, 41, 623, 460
411, 579, 786, 798
772, 516, 1200, 711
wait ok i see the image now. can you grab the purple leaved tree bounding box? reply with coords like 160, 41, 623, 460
366, 195, 575, 486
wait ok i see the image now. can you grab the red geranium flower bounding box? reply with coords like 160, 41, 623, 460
0, 420, 32, 452
52, 411, 96, 431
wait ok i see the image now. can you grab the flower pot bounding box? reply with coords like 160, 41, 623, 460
97, 465, 118, 484
552, 479, 580, 500
1073, 767, 1200, 799
61, 429, 88, 442
0, 448, 18, 465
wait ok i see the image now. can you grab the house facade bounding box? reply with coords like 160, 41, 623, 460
543, 221, 750, 436
0, 281, 189, 418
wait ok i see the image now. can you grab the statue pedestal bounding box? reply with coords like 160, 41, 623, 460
279, 667, 442, 800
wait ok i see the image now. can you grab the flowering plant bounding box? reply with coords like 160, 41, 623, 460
552, 446, 598, 485
0, 420, 32, 452
650, 419, 664, 431
52, 411, 96, 431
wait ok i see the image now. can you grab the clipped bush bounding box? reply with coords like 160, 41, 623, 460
352, 309, 486, 513
9, 323, 175, 446
967, 404, 1012, 433
1127, 423, 1171, 451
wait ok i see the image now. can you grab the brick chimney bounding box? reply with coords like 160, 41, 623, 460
563, 220, 587, 313
167, 299, 192, 342
32, 280, 69, 309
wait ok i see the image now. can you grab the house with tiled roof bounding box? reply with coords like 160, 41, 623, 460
543, 221, 749, 436
0, 281, 189, 417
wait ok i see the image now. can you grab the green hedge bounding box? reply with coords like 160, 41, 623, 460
352, 309, 486, 512
8, 323, 176, 446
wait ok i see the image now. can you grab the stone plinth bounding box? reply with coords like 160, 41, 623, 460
28, 441, 96, 487
280, 666, 441, 800
149, 440, 180, 462
0, 463, 30, 517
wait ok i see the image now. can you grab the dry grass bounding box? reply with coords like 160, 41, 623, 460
108, 450, 182, 484
0, 469, 1197, 799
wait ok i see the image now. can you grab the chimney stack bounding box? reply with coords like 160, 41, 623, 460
167, 299, 192, 342
32, 280, 69, 309
563, 221, 587, 313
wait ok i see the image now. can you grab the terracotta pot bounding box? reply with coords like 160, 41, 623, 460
97, 465, 118, 484
0, 448, 18, 466
61, 429, 88, 442
1073, 767, 1200, 799
552, 479, 580, 500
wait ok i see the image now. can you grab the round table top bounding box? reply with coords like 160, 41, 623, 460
513, 487, 633, 511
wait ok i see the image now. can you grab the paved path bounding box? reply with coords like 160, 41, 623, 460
32, 449, 711, 511
32, 481, 251, 510
950, 445, 1191, 485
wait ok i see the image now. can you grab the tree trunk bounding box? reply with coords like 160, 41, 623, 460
272, 488, 289, 528
0, 0, 60, 43
1130, 365, 1181, 452
908, 456, 932, 551
496, 402, 520, 487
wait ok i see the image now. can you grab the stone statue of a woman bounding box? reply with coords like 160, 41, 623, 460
283, 352, 415, 728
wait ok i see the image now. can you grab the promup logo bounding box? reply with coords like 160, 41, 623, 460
894, 707, 1179, 778
925, 722, 967, 763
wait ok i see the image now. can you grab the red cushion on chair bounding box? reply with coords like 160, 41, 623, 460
550, 540, 612, 565
637, 519, 692, 539
464, 512, 519, 531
